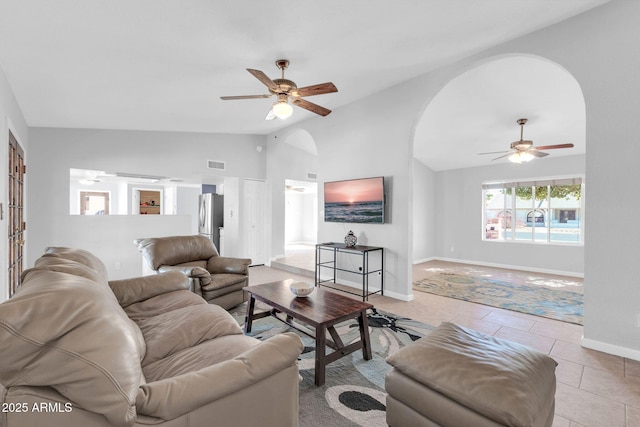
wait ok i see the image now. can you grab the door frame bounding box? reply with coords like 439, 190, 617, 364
7, 130, 25, 298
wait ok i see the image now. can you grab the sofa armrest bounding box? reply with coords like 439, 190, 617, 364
207, 256, 251, 275
157, 265, 211, 280
135, 332, 303, 420
108, 271, 190, 307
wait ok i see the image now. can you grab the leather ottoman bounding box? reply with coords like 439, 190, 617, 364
385, 322, 557, 427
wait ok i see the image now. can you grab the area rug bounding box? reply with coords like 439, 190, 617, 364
230, 304, 434, 427
413, 262, 583, 325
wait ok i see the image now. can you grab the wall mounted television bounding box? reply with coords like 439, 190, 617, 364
324, 177, 385, 224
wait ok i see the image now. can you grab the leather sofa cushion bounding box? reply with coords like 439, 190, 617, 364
29, 255, 109, 288
137, 303, 243, 366
123, 289, 208, 322
42, 246, 110, 281
386, 322, 557, 427
202, 273, 247, 291
108, 271, 190, 307
123, 285, 243, 366
0, 269, 145, 427
135, 235, 218, 270
136, 332, 304, 420
143, 335, 260, 382
207, 256, 250, 275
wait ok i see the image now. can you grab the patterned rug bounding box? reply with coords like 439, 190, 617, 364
230, 304, 433, 427
413, 264, 583, 325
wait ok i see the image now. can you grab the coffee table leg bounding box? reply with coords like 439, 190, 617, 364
315, 325, 327, 386
244, 295, 256, 334
358, 310, 372, 360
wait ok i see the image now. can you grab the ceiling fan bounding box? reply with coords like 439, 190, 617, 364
220, 59, 338, 120
285, 184, 305, 192
478, 118, 574, 163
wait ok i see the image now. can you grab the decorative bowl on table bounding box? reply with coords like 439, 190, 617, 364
290, 282, 315, 297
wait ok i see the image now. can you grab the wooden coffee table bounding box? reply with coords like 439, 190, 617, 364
243, 280, 373, 386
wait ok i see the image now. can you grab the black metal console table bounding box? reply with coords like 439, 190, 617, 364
315, 242, 384, 301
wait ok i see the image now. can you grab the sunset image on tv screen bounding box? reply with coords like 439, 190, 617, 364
324, 177, 384, 223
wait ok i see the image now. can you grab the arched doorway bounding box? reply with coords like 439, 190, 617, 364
411, 55, 585, 309
267, 128, 319, 273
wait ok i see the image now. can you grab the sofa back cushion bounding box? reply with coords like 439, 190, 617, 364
134, 235, 219, 270
0, 254, 145, 427
42, 246, 110, 282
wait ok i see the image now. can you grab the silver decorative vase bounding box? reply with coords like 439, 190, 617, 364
344, 230, 357, 247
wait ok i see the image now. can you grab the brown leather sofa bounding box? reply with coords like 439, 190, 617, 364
0, 247, 303, 427
134, 235, 250, 310
385, 322, 557, 427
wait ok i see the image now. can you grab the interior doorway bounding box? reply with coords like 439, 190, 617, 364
284, 179, 317, 263
80, 191, 110, 215
132, 188, 162, 215
8, 131, 25, 298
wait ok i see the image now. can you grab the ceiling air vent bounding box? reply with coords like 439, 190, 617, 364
207, 160, 226, 170
306, 172, 317, 180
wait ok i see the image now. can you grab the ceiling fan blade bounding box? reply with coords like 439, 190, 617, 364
295, 82, 338, 97
532, 143, 574, 150
220, 94, 272, 100
492, 152, 513, 161
530, 150, 550, 158
478, 150, 510, 155
292, 98, 331, 116
265, 108, 276, 121
247, 69, 277, 90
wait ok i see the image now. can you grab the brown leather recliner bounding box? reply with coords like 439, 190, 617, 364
134, 235, 251, 310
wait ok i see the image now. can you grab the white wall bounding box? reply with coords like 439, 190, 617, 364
284, 192, 303, 244
285, 190, 317, 244
222, 177, 240, 257
0, 65, 29, 301
175, 185, 201, 234
412, 159, 437, 262
269, 0, 640, 357
27, 127, 265, 277
434, 154, 585, 275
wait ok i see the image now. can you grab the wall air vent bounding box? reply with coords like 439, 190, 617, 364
207, 160, 226, 170
306, 172, 317, 180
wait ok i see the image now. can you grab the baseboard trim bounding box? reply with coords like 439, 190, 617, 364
268, 254, 286, 266
413, 257, 437, 265
417, 256, 584, 278
384, 289, 414, 302
581, 338, 640, 362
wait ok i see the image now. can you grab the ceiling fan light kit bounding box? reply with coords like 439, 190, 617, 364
478, 118, 574, 163
509, 151, 534, 163
272, 101, 293, 119
221, 59, 338, 120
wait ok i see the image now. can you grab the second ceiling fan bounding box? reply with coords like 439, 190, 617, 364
478, 118, 574, 163
221, 59, 338, 120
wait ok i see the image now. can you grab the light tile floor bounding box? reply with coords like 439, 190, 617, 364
252, 247, 640, 427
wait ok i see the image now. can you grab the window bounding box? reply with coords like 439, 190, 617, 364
483, 177, 583, 244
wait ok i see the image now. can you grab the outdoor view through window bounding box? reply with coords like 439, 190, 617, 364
482, 177, 583, 244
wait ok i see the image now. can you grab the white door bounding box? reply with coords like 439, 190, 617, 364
243, 179, 266, 265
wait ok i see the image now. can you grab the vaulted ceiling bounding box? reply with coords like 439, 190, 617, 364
0, 0, 604, 168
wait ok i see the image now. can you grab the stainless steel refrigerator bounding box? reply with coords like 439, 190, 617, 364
198, 193, 224, 251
